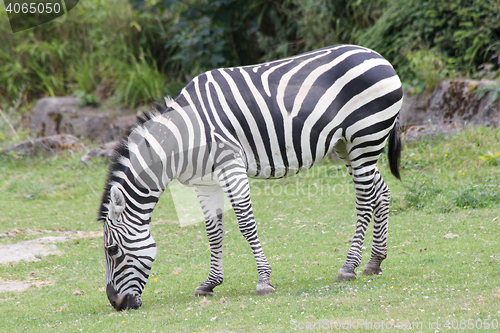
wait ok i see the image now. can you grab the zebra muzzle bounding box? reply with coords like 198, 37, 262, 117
106, 284, 142, 311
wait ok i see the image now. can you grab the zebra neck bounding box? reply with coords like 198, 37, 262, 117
126, 112, 191, 189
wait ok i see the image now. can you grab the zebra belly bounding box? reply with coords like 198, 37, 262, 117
244, 136, 339, 180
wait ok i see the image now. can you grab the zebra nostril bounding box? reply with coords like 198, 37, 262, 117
125, 294, 142, 310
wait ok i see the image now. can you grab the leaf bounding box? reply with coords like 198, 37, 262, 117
130, 21, 142, 32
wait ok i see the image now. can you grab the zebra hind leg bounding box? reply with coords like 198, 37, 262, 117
337, 184, 375, 281
334, 141, 378, 281
194, 185, 226, 297
362, 170, 390, 276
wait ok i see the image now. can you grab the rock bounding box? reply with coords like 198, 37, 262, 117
401, 80, 500, 140
29, 97, 137, 142
400, 90, 432, 126
29, 97, 79, 137
81, 141, 119, 164
1, 134, 82, 156
403, 123, 462, 141
427, 80, 500, 127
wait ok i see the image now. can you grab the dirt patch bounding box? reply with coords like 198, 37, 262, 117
0, 278, 54, 294
0, 230, 101, 264
0, 230, 101, 294
0, 236, 69, 264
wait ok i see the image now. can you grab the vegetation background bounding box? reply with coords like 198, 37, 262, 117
1, 0, 499, 118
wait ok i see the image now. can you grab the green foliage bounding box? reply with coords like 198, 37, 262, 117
0, 0, 181, 108
475, 81, 500, 103
404, 49, 451, 93
130, 0, 499, 90
2, 0, 500, 108
113, 52, 184, 108
73, 90, 99, 107
131, 0, 388, 73
454, 183, 500, 209
403, 180, 443, 210
478, 151, 500, 166
164, 0, 262, 74
257, 0, 388, 61
403, 179, 500, 211
359, 0, 500, 85
128, 0, 268, 76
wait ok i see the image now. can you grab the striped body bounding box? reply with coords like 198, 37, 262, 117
99, 45, 403, 310
175, 45, 401, 179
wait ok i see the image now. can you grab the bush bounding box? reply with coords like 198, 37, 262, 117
131, 0, 388, 73
256, 0, 388, 62
0, 0, 181, 108
359, 0, 500, 84
3, 0, 500, 109
405, 49, 451, 93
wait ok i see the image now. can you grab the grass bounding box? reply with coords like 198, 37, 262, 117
0, 126, 499, 332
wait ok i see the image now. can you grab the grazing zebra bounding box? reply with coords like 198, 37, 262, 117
98, 44, 403, 311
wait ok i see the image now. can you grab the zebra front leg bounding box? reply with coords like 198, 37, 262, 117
194, 185, 226, 296
363, 170, 390, 276
219, 169, 275, 295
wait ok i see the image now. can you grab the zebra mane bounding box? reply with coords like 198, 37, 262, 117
97, 97, 173, 221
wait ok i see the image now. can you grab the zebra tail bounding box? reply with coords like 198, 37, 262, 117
388, 119, 401, 181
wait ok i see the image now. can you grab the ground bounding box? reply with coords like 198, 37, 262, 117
0, 126, 499, 332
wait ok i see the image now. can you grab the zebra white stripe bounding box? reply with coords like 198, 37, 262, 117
99, 44, 403, 310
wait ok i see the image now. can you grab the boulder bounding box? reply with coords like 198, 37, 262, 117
1, 134, 82, 156
427, 80, 500, 127
401, 80, 500, 140
29, 97, 137, 142
80, 141, 119, 164
399, 90, 432, 126
403, 123, 462, 141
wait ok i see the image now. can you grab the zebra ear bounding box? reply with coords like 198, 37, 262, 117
109, 186, 125, 217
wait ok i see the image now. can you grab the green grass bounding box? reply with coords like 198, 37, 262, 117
1, 126, 500, 332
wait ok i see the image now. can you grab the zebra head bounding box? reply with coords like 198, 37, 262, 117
103, 185, 158, 311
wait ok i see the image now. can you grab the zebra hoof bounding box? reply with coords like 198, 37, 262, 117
362, 263, 383, 276
194, 286, 215, 297
256, 281, 275, 295
337, 267, 356, 281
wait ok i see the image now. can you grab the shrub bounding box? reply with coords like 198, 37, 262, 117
359, 0, 500, 84
0, 0, 181, 108
130, 0, 388, 73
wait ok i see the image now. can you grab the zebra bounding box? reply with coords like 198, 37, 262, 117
98, 44, 403, 311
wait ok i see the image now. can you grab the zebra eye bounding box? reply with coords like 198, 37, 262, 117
106, 244, 119, 256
